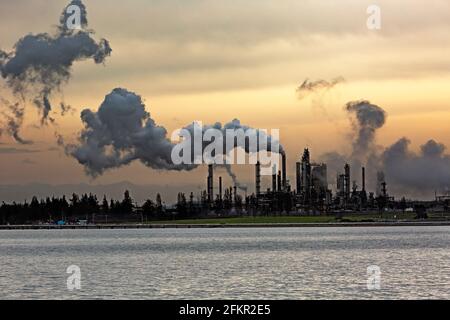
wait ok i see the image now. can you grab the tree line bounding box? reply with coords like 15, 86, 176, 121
0, 191, 165, 225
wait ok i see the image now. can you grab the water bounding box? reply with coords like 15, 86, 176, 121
0, 226, 449, 300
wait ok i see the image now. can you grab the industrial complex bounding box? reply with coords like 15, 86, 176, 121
193, 148, 450, 217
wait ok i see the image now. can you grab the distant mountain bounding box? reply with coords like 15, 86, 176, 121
0, 182, 203, 205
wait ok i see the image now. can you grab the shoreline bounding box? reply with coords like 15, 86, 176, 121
1, 221, 450, 230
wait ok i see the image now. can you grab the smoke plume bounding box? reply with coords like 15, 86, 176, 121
319, 99, 450, 197
297, 77, 345, 100
219, 164, 248, 192
382, 138, 450, 195
0, 98, 31, 145
0, 0, 112, 142
65, 88, 282, 182
64, 88, 186, 176
345, 100, 386, 163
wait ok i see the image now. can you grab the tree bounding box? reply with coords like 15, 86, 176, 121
101, 196, 109, 214
142, 199, 155, 219
176, 193, 187, 217
121, 190, 133, 214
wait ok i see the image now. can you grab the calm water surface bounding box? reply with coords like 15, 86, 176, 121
0, 226, 449, 299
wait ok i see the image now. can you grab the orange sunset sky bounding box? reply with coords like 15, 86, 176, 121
0, 0, 449, 200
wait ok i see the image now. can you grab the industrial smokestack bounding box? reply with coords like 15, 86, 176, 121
377, 171, 385, 197
207, 171, 210, 201
282, 152, 287, 191
344, 163, 351, 201
362, 166, 366, 192
219, 176, 223, 201
296, 162, 301, 194
346, 100, 386, 162
272, 166, 277, 192
255, 162, 261, 196
208, 164, 214, 202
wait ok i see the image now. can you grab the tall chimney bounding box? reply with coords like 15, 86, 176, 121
282, 152, 287, 190
208, 164, 214, 202
207, 170, 211, 201
219, 176, 223, 201
255, 161, 261, 196
344, 163, 350, 201
362, 167, 366, 192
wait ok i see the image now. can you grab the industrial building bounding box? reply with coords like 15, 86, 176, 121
197, 148, 398, 215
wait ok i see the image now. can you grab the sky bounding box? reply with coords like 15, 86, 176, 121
0, 0, 449, 202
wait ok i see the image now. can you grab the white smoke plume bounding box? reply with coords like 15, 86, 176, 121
218, 164, 248, 192
0, 0, 112, 143
64, 88, 283, 182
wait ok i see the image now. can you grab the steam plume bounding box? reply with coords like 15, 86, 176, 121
0, 0, 111, 142
65, 88, 282, 181
220, 164, 248, 192
382, 138, 450, 195
320, 99, 450, 196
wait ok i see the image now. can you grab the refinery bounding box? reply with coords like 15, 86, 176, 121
188, 148, 450, 217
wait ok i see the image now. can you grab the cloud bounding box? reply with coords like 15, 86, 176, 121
345, 100, 387, 163
319, 100, 450, 196
382, 138, 450, 194
0, 0, 111, 142
64, 88, 282, 179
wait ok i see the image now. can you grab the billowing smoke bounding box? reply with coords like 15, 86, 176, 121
180, 119, 282, 191
65, 88, 283, 184
345, 100, 386, 163
320, 100, 386, 186
0, 0, 112, 142
382, 138, 450, 195
297, 77, 345, 100
220, 164, 248, 192
319, 100, 450, 197
181, 118, 283, 155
